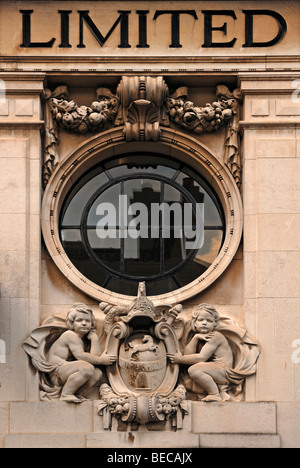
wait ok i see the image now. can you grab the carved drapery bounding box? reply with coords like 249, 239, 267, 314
43, 85, 68, 189
43, 76, 243, 189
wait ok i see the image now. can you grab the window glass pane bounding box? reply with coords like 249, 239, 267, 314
105, 277, 140, 296
87, 229, 121, 272
124, 236, 161, 278
176, 173, 205, 204
61, 229, 109, 285
125, 178, 161, 239
176, 172, 222, 227
145, 277, 179, 296
164, 237, 185, 272
203, 194, 223, 227
105, 155, 179, 179
87, 184, 120, 227
195, 230, 223, 267
62, 172, 108, 226
175, 260, 206, 286
125, 179, 161, 206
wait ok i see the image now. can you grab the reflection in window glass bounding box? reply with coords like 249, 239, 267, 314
59, 154, 225, 296
62, 172, 109, 226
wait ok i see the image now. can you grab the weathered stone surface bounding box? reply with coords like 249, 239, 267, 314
192, 402, 277, 434
86, 432, 200, 449
5, 433, 86, 449
199, 434, 281, 449
0, 0, 299, 450
9, 402, 94, 434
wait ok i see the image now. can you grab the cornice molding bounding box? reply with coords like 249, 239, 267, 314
0, 55, 299, 64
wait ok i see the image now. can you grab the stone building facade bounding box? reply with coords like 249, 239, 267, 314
0, 0, 299, 448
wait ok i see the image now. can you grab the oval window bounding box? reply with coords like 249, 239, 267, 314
59, 153, 225, 296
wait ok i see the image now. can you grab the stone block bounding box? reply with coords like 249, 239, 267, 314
14, 99, 34, 117
244, 158, 300, 215
0, 403, 9, 434
9, 402, 94, 433
274, 298, 300, 353
256, 138, 296, 158
0, 298, 10, 353
5, 433, 87, 448
276, 99, 300, 116
277, 402, 300, 448
257, 214, 300, 252
256, 158, 300, 214
0, 101, 9, 116
199, 433, 281, 448
0, 138, 28, 158
257, 251, 300, 298
191, 402, 277, 434
251, 99, 270, 117
0, 251, 27, 298
86, 431, 200, 448
0, 403, 9, 447
0, 158, 27, 214
0, 214, 27, 252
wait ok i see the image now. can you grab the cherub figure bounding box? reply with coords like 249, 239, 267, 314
23, 303, 117, 404
168, 304, 234, 402
47, 304, 117, 403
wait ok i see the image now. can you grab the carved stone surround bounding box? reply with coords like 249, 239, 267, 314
41, 125, 243, 307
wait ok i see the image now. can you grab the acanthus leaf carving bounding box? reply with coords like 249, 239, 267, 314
116, 76, 169, 142
124, 99, 160, 141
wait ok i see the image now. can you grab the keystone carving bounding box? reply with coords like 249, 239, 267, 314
23, 284, 260, 430
116, 76, 169, 142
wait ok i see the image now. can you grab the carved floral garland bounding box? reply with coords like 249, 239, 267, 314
43, 79, 243, 188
